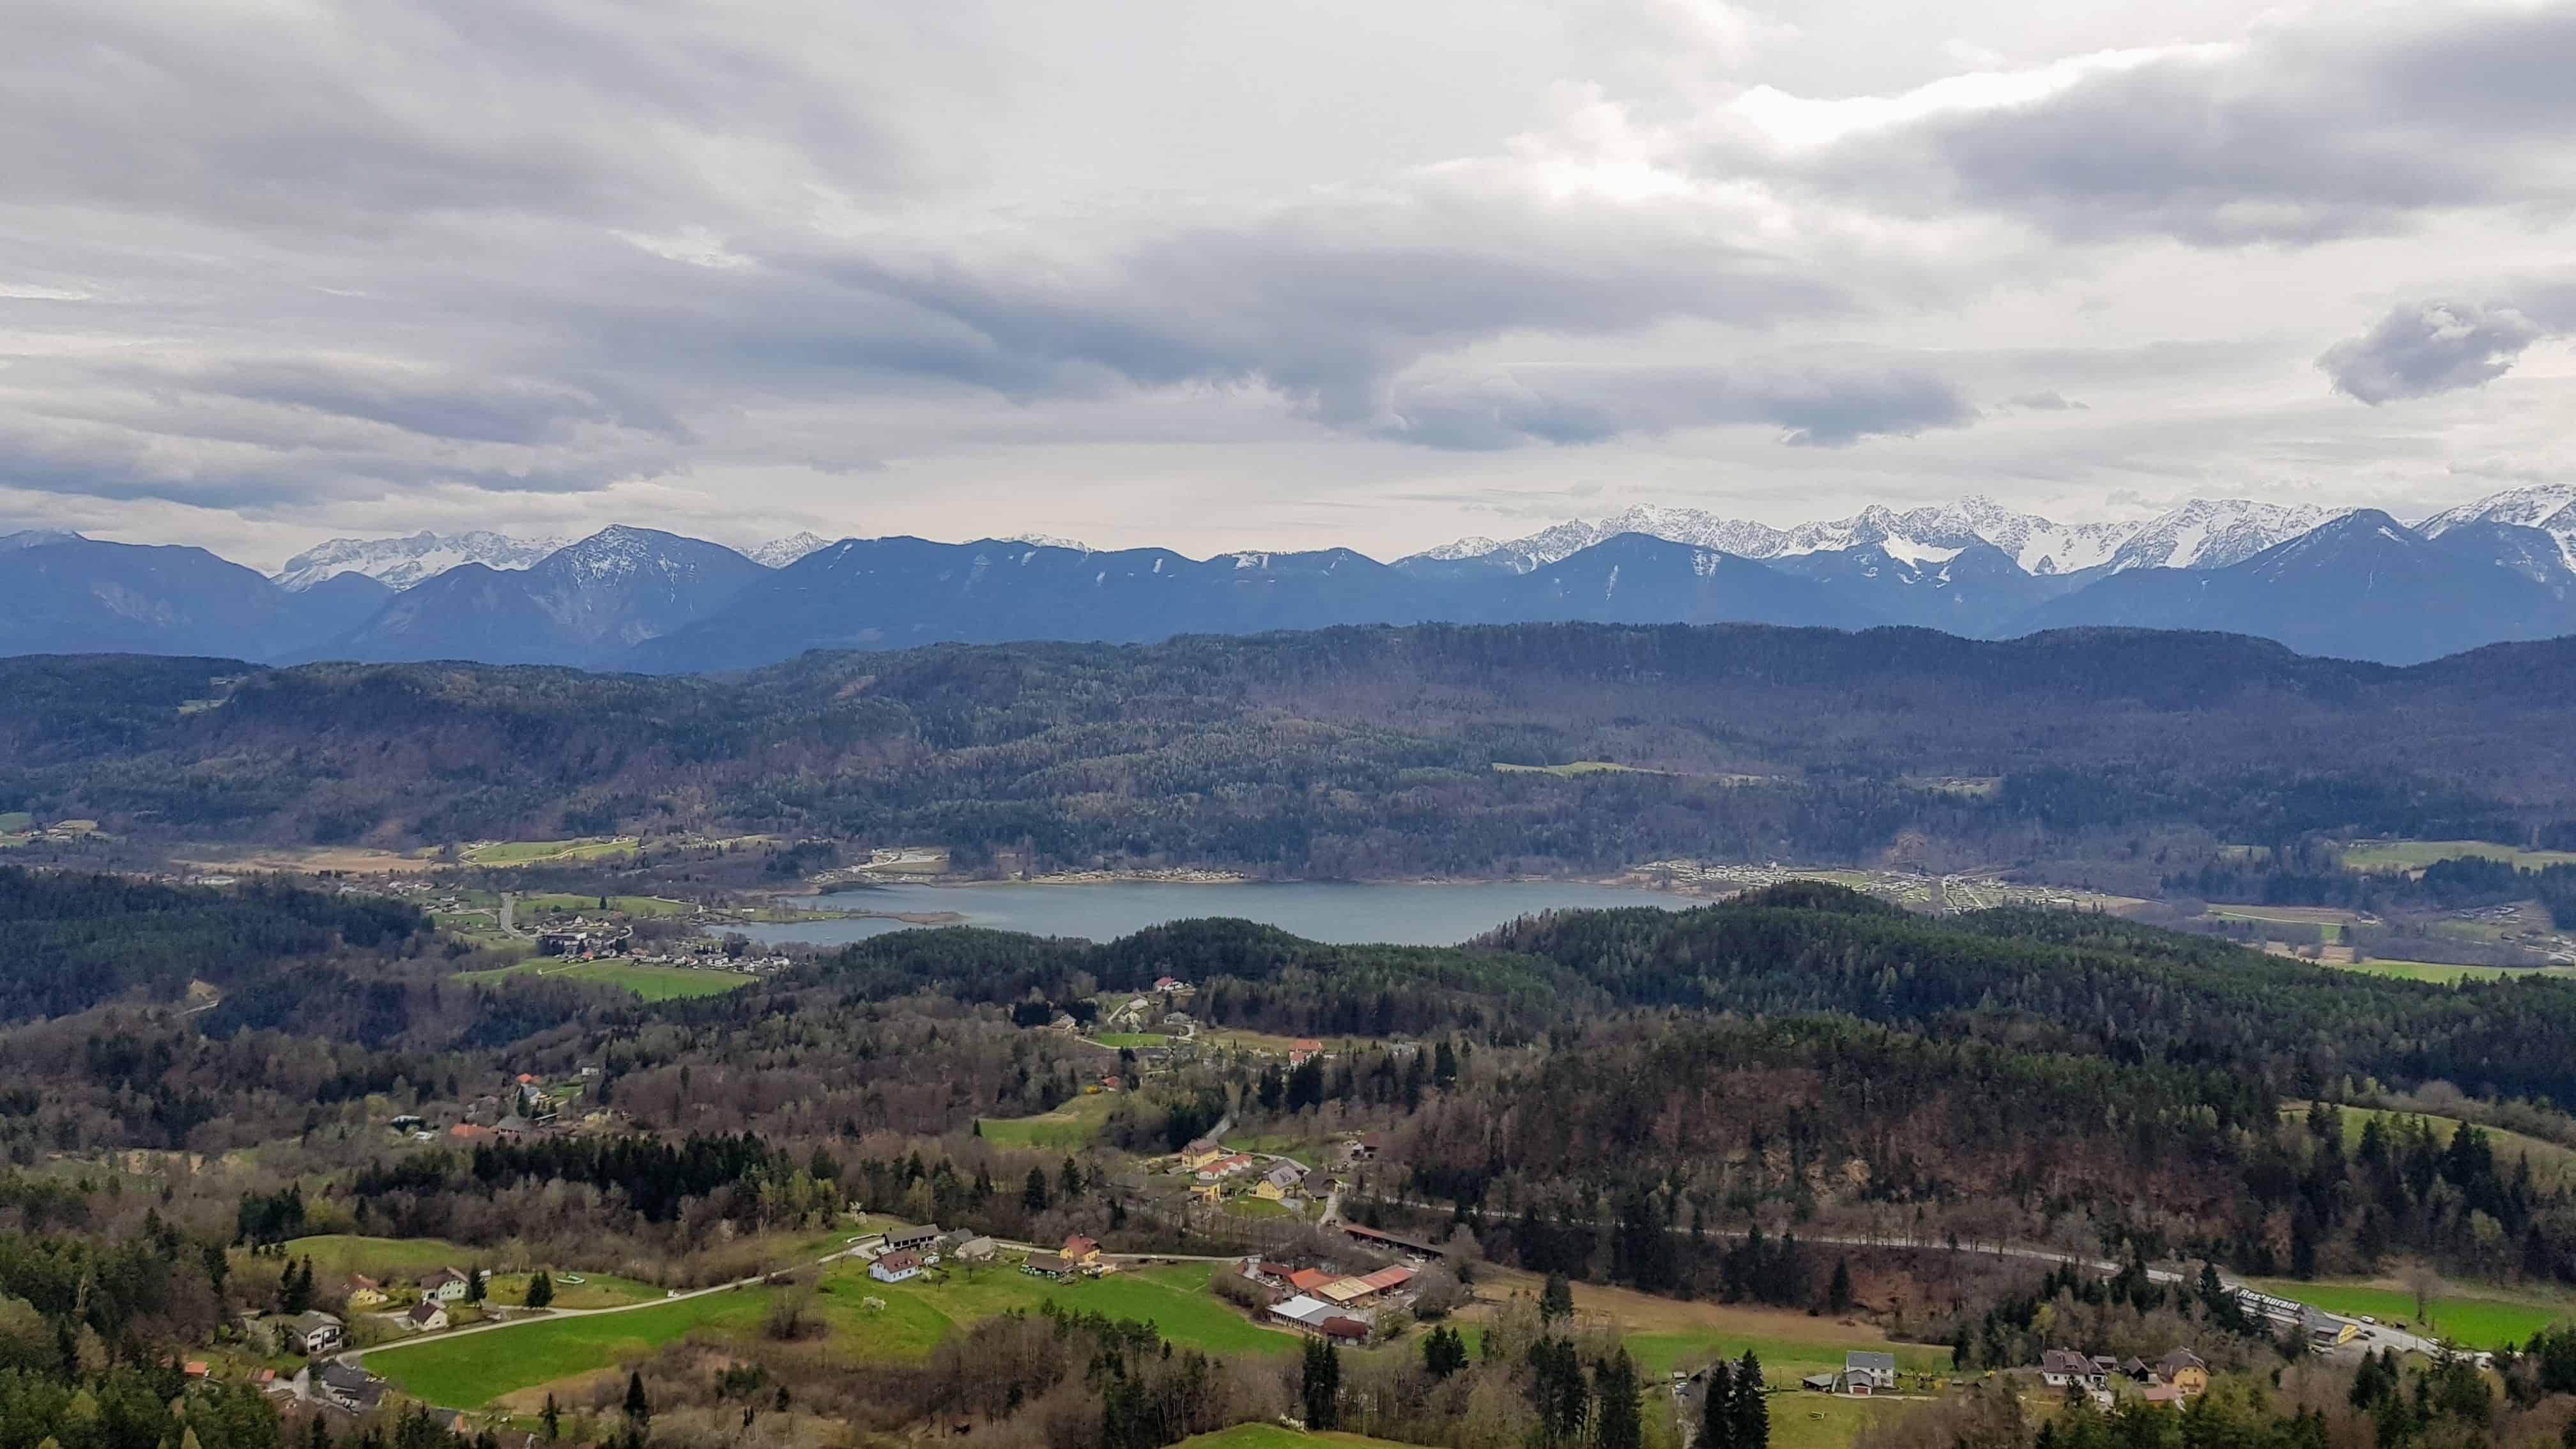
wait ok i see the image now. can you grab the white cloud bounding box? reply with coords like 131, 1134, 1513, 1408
0, 0, 2572, 558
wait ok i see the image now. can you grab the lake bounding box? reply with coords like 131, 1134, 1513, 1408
730, 879, 1695, 947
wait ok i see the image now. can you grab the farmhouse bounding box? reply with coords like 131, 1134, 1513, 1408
288, 1311, 345, 1356
2156, 1348, 2209, 1395
342, 1275, 385, 1308
1843, 1351, 1897, 1394
1025, 1253, 1075, 1280
1289, 1039, 1324, 1066
883, 1223, 942, 1255
950, 1236, 998, 1263
870, 1251, 926, 1284
2039, 1349, 2103, 1390
1178, 1138, 1225, 1170
420, 1268, 471, 1302
404, 1300, 450, 1332
1255, 1162, 1304, 1200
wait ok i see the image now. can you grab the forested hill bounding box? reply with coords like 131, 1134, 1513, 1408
1484, 883, 2576, 1103
0, 866, 429, 1021
3, 623, 2574, 873
765, 885, 2576, 1105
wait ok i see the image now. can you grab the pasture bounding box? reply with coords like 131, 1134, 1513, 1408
2246, 1276, 2572, 1349
2332, 960, 2554, 984
367, 1288, 770, 1406
463, 837, 640, 866
2283, 1102, 2576, 1190
977, 1092, 1122, 1147
843, 1257, 1304, 1360
2343, 839, 2576, 873
516, 893, 694, 917
455, 958, 753, 1000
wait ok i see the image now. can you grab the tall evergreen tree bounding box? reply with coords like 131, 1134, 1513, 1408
624, 1372, 652, 1428
1593, 1350, 1642, 1449
1541, 1271, 1574, 1324
1701, 1361, 1736, 1449
1730, 1350, 1768, 1449
1301, 1339, 1342, 1429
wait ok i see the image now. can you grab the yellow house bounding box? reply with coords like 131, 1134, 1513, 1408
343, 1275, 386, 1309
1191, 1183, 1223, 1204
1062, 1235, 1102, 1267
1177, 1138, 1224, 1170
2155, 1349, 2209, 1396
1252, 1162, 1303, 1201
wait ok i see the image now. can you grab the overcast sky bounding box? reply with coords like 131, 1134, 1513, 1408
4, 0, 2573, 567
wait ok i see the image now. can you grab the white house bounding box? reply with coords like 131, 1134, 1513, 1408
870, 1250, 926, 1284
404, 1300, 450, 1332
420, 1268, 471, 1302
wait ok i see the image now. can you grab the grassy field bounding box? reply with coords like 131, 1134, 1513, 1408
516, 893, 694, 917
1772, 1394, 1920, 1449
977, 1092, 1121, 1147
369, 1287, 772, 1406
0, 812, 32, 832
1493, 761, 1661, 777
2287, 1103, 2576, 1190
1222, 1197, 1296, 1220
1094, 1032, 1172, 1048
2246, 1277, 2572, 1348
851, 1258, 1305, 1360
2343, 840, 2576, 873
1177, 1427, 1420, 1449
1178, 1428, 1420, 1449
2332, 960, 2555, 983
2209, 905, 2368, 928
1469, 1268, 1949, 1384
454, 958, 753, 1000
463, 837, 640, 866
486, 1271, 665, 1310
273, 1234, 482, 1281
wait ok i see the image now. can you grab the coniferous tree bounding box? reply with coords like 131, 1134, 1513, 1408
1701, 1361, 1736, 1449
526, 1271, 553, 1309
1024, 1167, 1051, 1213
1730, 1350, 1768, 1449
541, 1395, 560, 1441
1828, 1259, 1853, 1314
1541, 1271, 1574, 1324
1593, 1350, 1642, 1449
1301, 1338, 1342, 1429
624, 1372, 652, 1429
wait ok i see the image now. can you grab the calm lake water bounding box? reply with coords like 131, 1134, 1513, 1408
730, 879, 1692, 947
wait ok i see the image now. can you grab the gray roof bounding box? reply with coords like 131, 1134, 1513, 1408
1846, 1351, 1897, 1372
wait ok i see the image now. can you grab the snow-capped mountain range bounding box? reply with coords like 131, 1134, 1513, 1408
8, 486, 2575, 670
1412, 496, 2356, 578
272, 530, 570, 592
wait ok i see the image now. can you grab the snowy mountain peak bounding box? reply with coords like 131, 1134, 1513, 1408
1, 528, 88, 551
272, 530, 567, 592
2104, 500, 2347, 572
749, 532, 832, 568
2421, 484, 2576, 572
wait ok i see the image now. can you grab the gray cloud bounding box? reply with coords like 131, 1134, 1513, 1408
0, 0, 2572, 554
1743, 6, 2576, 245
1376, 363, 1977, 450
2318, 301, 2550, 404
